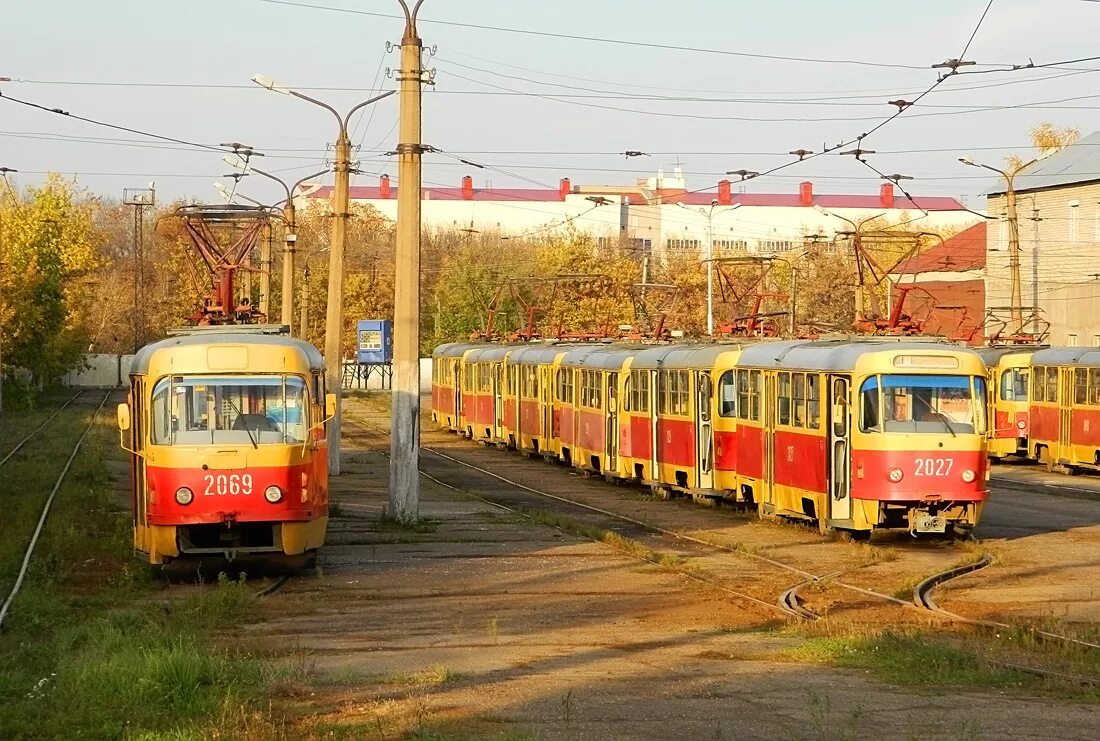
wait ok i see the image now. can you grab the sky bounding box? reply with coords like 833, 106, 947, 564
1, 0, 1098, 208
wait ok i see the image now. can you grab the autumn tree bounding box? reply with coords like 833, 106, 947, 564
0, 175, 102, 385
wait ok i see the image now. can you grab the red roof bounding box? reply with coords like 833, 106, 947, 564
890, 222, 987, 275
304, 183, 966, 211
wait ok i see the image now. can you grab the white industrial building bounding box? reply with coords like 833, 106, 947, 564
298, 168, 980, 259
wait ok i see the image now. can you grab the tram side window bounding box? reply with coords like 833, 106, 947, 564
777, 372, 791, 426
1031, 366, 1045, 402
557, 368, 574, 404
1046, 367, 1059, 402
736, 370, 749, 420
631, 370, 650, 413
668, 370, 689, 415
1075, 368, 1088, 405
718, 371, 736, 417
792, 373, 806, 427
750, 370, 761, 421
1090, 369, 1100, 405
807, 374, 821, 428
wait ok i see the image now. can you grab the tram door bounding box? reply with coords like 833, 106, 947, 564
1059, 367, 1074, 462
696, 371, 714, 490
828, 376, 852, 521
648, 370, 660, 482
452, 362, 462, 424
493, 363, 505, 441
542, 367, 554, 447
763, 373, 776, 504
606, 372, 619, 472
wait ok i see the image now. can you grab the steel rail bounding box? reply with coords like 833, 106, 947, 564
346, 411, 1100, 648
347, 420, 789, 617
0, 390, 84, 468
0, 390, 111, 630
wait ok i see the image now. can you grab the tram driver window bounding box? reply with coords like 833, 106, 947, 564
718, 371, 736, 417
860, 378, 881, 432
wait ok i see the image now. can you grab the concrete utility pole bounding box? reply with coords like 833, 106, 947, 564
259, 221, 273, 318
252, 74, 395, 475
123, 184, 156, 353
1031, 205, 1042, 335
390, 0, 428, 523
677, 201, 741, 336
959, 156, 1037, 333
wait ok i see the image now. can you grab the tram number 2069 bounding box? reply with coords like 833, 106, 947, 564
914, 458, 953, 477
204, 473, 254, 496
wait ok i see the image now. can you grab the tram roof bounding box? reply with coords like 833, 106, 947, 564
1031, 347, 1100, 367
433, 342, 479, 358
464, 344, 515, 362
131, 332, 323, 375
973, 345, 1045, 365
507, 344, 571, 365
736, 337, 972, 372
560, 345, 634, 369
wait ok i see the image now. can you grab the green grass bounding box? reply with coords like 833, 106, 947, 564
0, 407, 291, 740
783, 626, 1100, 700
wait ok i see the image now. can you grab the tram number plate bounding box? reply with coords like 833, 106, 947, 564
204, 473, 254, 496
914, 514, 946, 533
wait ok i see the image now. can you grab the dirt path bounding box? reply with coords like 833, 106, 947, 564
242, 400, 1100, 740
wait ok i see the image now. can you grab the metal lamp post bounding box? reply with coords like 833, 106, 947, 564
676, 201, 741, 336
959, 156, 1037, 333
252, 73, 395, 475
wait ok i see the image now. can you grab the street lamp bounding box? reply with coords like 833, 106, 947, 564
223, 152, 330, 335
676, 201, 741, 336
959, 155, 1037, 332
252, 73, 396, 475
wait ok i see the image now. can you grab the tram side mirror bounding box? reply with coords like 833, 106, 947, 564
325, 393, 337, 419
116, 403, 131, 431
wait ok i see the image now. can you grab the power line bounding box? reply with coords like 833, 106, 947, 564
0, 91, 229, 153
253, 0, 931, 70
960, 0, 997, 60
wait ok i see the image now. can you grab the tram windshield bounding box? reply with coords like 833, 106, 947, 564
999, 367, 1028, 401
151, 375, 308, 446
859, 375, 986, 435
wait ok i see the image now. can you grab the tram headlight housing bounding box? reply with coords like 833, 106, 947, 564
961, 469, 976, 483
175, 487, 194, 506
264, 485, 283, 504
887, 467, 904, 483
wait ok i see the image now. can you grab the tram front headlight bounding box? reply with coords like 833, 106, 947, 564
264, 485, 283, 504
1017, 420, 1027, 430
961, 469, 976, 483
175, 487, 193, 506
887, 467, 904, 483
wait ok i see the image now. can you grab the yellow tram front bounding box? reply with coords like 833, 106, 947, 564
976, 346, 1038, 459
118, 330, 334, 564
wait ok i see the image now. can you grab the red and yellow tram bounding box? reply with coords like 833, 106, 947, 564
976, 346, 1038, 459
1029, 347, 1100, 472
117, 329, 334, 564
433, 338, 990, 537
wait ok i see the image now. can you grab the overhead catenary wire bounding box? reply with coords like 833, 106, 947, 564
253, 0, 933, 70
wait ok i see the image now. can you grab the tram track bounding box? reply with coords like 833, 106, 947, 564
344, 408, 1100, 654
0, 390, 84, 468
0, 390, 112, 630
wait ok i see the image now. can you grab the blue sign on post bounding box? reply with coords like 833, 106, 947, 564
356, 320, 393, 364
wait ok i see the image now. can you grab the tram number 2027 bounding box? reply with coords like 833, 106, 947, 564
204, 473, 254, 496
914, 458, 953, 477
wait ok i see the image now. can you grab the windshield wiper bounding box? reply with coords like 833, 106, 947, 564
223, 396, 259, 450
915, 395, 956, 438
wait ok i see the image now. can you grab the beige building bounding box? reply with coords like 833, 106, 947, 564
984, 131, 1100, 345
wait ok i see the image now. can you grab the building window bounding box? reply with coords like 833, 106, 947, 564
1070, 202, 1080, 244
1094, 334, 1100, 347
1069, 334, 1079, 347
